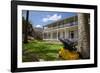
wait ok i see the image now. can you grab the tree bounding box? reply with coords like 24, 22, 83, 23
24, 10, 29, 43
77, 13, 90, 59
22, 10, 43, 41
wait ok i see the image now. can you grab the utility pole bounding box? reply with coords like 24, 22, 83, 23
24, 10, 29, 43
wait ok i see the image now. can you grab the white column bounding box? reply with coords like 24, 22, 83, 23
51, 32, 53, 40
47, 32, 49, 39
64, 28, 66, 39
65, 29, 69, 39
60, 30, 63, 38
74, 30, 78, 40
43, 32, 44, 40
46, 32, 48, 39
57, 29, 58, 40
60, 30, 62, 38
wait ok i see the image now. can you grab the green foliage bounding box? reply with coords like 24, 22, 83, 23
22, 17, 34, 36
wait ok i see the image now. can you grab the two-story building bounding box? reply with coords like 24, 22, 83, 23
43, 15, 78, 41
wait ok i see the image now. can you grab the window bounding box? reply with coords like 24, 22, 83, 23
70, 31, 74, 39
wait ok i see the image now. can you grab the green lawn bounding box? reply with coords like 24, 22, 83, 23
22, 40, 63, 62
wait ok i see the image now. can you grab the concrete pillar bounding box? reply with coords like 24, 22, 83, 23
65, 28, 66, 39
74, 30, 78, 40
47, 32, 50, 39
60, 31, 62, 38
65, 29, 69, 39
42, 32, 44, 39
46, 32, 48, 39
51, 32, 53, 40
57, 30, 58, 40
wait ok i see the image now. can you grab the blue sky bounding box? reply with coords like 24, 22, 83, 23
22, 10, 77, 28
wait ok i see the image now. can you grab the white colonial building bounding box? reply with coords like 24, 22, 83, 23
43, 15, 78, 41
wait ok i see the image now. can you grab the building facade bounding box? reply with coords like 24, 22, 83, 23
43, 16, 78, 41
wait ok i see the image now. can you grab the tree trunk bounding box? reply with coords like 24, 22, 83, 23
24, 10, 29, 43
78, 13, 90, 59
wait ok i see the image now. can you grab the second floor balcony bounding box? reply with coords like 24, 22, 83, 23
43, 22, 78, 31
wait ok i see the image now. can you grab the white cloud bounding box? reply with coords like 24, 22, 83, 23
35, 25, 42, 28
42, 14, 62, 22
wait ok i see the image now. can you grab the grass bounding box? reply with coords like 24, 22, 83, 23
22, 40, 63, 62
